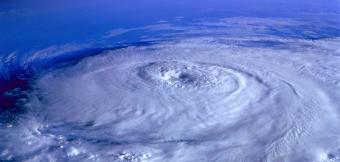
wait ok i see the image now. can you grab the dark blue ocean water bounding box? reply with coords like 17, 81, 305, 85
1, 0, 340, 54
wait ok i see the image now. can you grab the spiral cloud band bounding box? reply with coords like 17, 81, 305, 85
1, 18, 340, 162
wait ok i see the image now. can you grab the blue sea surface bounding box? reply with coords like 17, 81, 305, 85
1, 0, 340, 54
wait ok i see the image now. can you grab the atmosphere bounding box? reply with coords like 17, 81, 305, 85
1, 0, 340, 162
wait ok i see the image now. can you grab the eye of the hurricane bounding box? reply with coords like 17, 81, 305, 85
160, 70, 197, 85
137, 61, 240, 90
177, 73, 194, 83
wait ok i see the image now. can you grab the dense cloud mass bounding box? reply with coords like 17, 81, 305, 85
1, 18, 340, 162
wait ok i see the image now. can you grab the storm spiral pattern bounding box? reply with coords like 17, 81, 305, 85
1, 18, 340, 162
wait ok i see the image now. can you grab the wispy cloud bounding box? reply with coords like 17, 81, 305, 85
0, 10, 19, 16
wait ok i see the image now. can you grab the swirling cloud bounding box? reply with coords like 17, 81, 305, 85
1, 17, 340, 162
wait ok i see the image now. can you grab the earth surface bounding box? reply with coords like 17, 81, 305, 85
1, 0, 340, 162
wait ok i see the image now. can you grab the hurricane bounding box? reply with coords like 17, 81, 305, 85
1, 3, 340, 162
